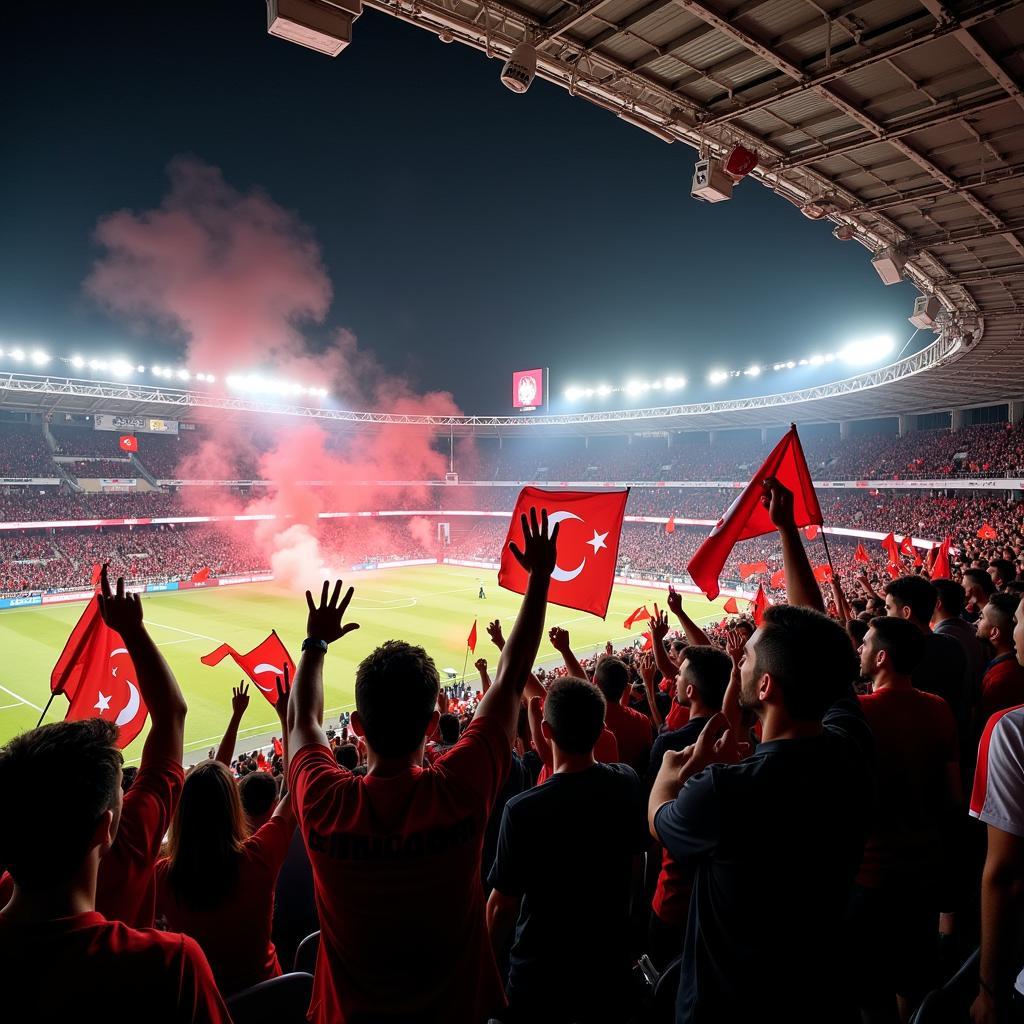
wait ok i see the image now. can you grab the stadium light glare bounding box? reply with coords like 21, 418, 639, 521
30, 350, 49, 366
808, 354, 825, 367
596, 384, 611, 397
840, 334, 894, 365
11, 348, 25, 362
625, 380, 645, 396
745, 365, 761, 377
177, 369, 190, 381
786, 361, 796, 369
109, 359, 134, 377
564, 386, 582, 400
708, 369, 728, 384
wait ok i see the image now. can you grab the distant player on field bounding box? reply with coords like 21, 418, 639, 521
479, 585, 486, 599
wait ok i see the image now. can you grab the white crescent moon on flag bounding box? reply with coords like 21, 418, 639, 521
114, 681, 141, 727
546, 510, 587, 583
251, 662, 285, 692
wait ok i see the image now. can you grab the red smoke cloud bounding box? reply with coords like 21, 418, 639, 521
87, 158, 466, 586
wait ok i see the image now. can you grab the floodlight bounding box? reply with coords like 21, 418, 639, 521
596, 385, 611, 397
564, 386, 581, 401
109, 360, 133, 377
745, 365, 761, 377
501, 42, 536, 94
871, 247, 906, 286
136, 364, 146, 373
625, 380, 644, 396
786, 361, 795, 368
30, 350, 49, 365
708, 369, 728, 384
177, 369, 190, 381
839, 335, 894, 365
909, 295, 941, 330
11, 348, 25, 361
88, 359, 100, 370
832, 224, 855, 241
809, 354, 824, 366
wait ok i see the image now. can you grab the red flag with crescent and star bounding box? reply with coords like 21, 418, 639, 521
118, 434, 138, 453
52, 596, 149, 749
498, 487, 629, 618
200, 631, 296, 707
687, 426, 821, 599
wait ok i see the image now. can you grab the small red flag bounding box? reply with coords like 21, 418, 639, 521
52, 596, 149, 748
498, 487, 629, 618
467, 620, 477, 653
886, 561, 902, 579
978, 523, 997, 540
200, 631, 296, 707
623, 605, 651, 629
804, 525, 820, 540
191, 566, 210, 584
119, 435, 138, 453
881, 532, 901, 564
90, 563, 103, 587
723, 596, 740, 614
932, 537, 952, 578
854, 542, 870, 565
899, 536, 915, 557
913, 548, 923, 568
770, 568, 786, 589
750, 584, 770, 627
812, 564, 833, 583
665, 516, 675, 535
738, 561, 768, 581
687, 426, 821, 599
640, 630, 654, 651
272, 737, 283, 758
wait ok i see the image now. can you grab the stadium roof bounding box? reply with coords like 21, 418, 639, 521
2, 1, 1021, 436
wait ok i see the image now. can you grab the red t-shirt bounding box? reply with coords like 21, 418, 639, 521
981, 655, 1024, 721
155, 815, 294, 996
605, 701, 653, 773
290, 714, 510, 1024
857, 686, 959, 889
0, 910, 231, 1022
0, 748, 183, 928
664, 700, 690, 732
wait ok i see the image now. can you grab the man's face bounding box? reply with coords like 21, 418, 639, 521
737, 629, 763, 710
675, 658, 690, 705
989, 566, 1002, 588
884, 593, 908, 620
858, 628, 879, 681
1014, 596, 1024, 667
977, 603, 997, 642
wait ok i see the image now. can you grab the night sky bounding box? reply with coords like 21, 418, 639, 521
3, 1, 919, 415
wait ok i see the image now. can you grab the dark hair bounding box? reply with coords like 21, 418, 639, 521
681, 645, 732, 710
932, 578, 966, 617
593, 657, 630, 702
0, 719, 122, 889
986, 592, 1021, 637
885, 575, 938, 624
867, 616, 926, 675
121, 765, 139, 793
166, 760, 247, 911
1005, 580, 1024, 598
963, 567, 996, 598
438, 712, 461, 745
751, 605, 857, 721
991, 558, 1017, 586
238, 771, 277, 823
543, 677, 607, 755
355, 640, 440, 757
334, 743, 359, 770
846, 618, 869, 648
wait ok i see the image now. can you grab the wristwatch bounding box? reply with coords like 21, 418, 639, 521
301, 637, 329, 654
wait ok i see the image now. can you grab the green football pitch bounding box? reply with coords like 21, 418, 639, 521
0, 565, 726, 763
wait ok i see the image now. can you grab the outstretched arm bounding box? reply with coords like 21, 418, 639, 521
97, 565, 187, 765
475, 658, 492, 694
648, 607, 678, 688
666, 587, 712, 647
215, 683, 250, 766
548, 626, 586, 680
763, 479, 825, 613
475, 509, 557, 744
638, 652, 664, 729
287, 581, 360, 755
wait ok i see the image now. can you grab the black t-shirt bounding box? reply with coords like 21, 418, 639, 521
488, 763, 648, 1008
482, 750, 531, 892
654, 697, 873, 1024
648, 716, 712, 782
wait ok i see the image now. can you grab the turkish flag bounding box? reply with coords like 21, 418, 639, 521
623, 605, 651, 629
750, 584, 770, 627
191, 566, 210, 584
813, 564, 833, 583
200, 631, 296, 706
90, 563, 103, 587
899, 536, 915, 557
119, 435, 138, 453
854, 542, 870, 565
978, 523, 997, 540
467, 620, 477, 653
723, 596, 740, 614
53, 597, 149, 749
770, 568, 786, 589
932, 537, 952, 578
498, 487, 629, 618
804, 525, 820, 541
881, 532, 901, 564
640, 631, 654, 651
272, 737, 283, 758
687, 426, 821, 599
913, 548, 924, 568
665, 516, 675, 535
739, 561, 768, 581
886, 561, 903, 579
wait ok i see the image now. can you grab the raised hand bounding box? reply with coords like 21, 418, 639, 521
548, 626, 571, 653
305, 580, 360, 645
508, 507, 559, 579
486, 619, 505, 650
649, 606, 669, 644
725, 628, 745, 667
96, 564, 144, 638
666, 586, 683, 618
474, 658, 488, 674
438, 688, 449, 714
231, 681, 250, 717
638, 651, 656, 687
761, 477, 796, 532
274, 664, 291, 722
605, 640, 614, 657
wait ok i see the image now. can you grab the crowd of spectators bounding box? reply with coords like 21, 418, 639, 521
0, 423, 57, 477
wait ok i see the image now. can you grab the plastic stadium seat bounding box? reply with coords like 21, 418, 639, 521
226, 971, 314, 1024
293, 929, 320, 975
909, 948, 980, 1024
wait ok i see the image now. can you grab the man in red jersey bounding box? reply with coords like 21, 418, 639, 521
977, 593, 1024, 720
0, 718, 229, 1023
287, 507, 558, 1024
851, 616, 961, 1023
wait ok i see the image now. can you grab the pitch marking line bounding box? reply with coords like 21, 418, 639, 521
0, 684, 43, 713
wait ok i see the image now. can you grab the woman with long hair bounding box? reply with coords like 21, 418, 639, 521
156, 686, 294, 997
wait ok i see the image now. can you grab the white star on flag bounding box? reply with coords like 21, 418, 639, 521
94, 692, 112, 712
586, 530, 608, 553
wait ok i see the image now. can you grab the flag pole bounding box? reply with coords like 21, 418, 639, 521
820, 528, 838, 584
35, 691, 58, 730
460, 643, 470, 688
